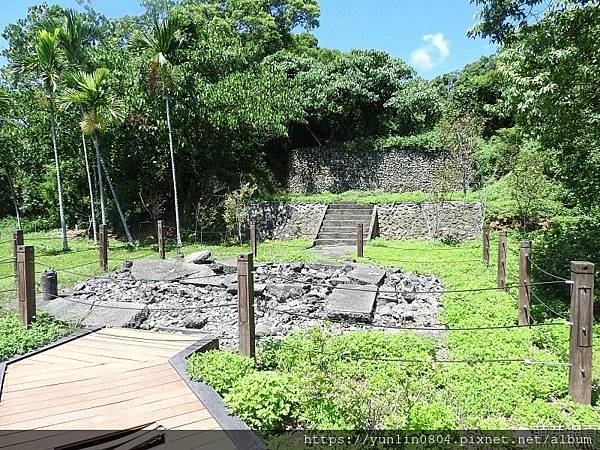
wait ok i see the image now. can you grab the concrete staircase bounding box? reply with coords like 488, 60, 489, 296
314, 202, 374, 246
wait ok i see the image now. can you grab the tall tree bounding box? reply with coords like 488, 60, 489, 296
131, 16, 184, 247
28, 29, 69, 251
60, 68, 134, 245
59, 9, 98, 243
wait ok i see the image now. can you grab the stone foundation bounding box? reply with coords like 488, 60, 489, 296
249, 202, 326, 240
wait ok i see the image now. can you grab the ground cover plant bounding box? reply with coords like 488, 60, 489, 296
0, 310, 77, 361
187, 235, 600, 432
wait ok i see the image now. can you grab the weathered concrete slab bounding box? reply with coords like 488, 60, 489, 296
347, 265, 386, 286
83, 301, 148, 328
129, 259, 215, 282
40, 298, 148, 328
325, 284, 378, 322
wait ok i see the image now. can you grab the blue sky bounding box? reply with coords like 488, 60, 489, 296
0, 0, 497, 77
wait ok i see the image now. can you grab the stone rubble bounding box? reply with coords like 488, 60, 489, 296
65, 260, 445, 348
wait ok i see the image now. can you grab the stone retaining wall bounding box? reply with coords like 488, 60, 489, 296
287, 147, 463, 193
249, 201, 483, 242
376, 202, 484, 242
249, 202, 326, 240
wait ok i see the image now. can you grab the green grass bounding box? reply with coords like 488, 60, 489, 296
0, 310, 78, 361
259, 189, 481, 205
360, 235, 600, 428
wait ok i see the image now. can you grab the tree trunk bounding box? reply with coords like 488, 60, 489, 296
79, 107, 98, 244
81, 133, 98, 243
50, 110, 69, 252
92, 133, 134, 246
165, 94, 182, 247
92, 132, 106, 225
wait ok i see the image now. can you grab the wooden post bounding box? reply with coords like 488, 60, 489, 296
99, 224, 108, 271
157, 220, 165, 259
357, 223, 364, 258
13, 229, 24, 284
237, 253, 255, 358
482, 224, 490, 266
518, 240, 531, 326
250, 222, 257, 258
569, 261, 594, 404
16, 245, 35, 326
497, 231, 507, 290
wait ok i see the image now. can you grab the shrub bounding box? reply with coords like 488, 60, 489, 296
187, 350, 255, 396
405, 401, 458, 429
0, 311, 75, 361
532, 213, 600, 303
225, 371, 300, 430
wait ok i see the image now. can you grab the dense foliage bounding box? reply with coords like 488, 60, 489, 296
0, 311, 76, 361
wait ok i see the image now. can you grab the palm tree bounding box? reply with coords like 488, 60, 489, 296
59, 10, 98, 243
131, 16, 183, 247
60, 68, 134, 246
29, 29, 69, 251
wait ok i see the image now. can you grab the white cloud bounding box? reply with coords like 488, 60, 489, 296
410, 33, 450, 71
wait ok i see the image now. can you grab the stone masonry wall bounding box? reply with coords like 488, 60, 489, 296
249, 202, 326, 240
249, 201, 483, 242
377, 202, 484, 241
287, 147, 461, 193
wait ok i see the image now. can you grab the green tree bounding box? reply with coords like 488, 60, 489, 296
0, 88, 22, 229
131, 15, 184, 247
27, 28, 69, 251
60, 68, 134, 245
59, 9, 98, 243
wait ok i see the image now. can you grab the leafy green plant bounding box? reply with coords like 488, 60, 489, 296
187, 350, 255, 396
225, 371, 300, 430
0, 311, 76, 361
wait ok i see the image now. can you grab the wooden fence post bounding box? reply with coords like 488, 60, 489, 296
569, 261, 594, 404
497, 231, 507, 290
250, 222, 257, 258
518, 240, 531, 326
17, 245, 35, 326
482, 224, 490, 267
157, 220, 165, 259
237, 253, 255, 358
357, 223, 364, 258
99, 224, 108, 271
13, 229, 24, 285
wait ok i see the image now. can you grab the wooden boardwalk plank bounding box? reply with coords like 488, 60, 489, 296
0, 329, 234, 449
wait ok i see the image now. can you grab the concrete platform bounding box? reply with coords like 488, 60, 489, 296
347, 265, 386, 286
40, 298, 148, 328
325, 284, 378, 322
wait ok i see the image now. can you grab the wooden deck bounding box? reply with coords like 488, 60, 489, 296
0, 328, 238, 449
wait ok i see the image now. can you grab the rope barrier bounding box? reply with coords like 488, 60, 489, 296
257, 339, 570, 367
364, 255, 483, 265
527, 256, 570, 282
0, 274, 15, 281
530, 290, 570, 320
0, 289, 17, 294
258, 304, 569, 332
0, 258, 15, 264
265, 273, 570, 295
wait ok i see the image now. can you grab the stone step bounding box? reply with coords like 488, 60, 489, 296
314, 238, 359, 246
320, 219, 372, 228
324, 212, 373, 220
328, 203, 373, 210
319, 226, 370, 233
317, 231, 368, 240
